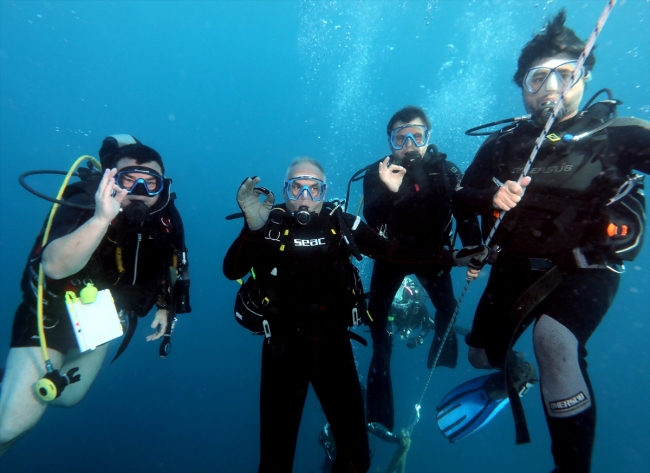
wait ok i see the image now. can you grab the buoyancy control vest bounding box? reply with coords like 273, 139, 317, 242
234, 202, 367, 340
486, 100, 645, 262
21, 170, 191, 357
363, 144, 457, 246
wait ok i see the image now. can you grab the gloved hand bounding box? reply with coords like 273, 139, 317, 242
454, 245, 491, 281
453, 245, 490, 269
237, 177, 275, 231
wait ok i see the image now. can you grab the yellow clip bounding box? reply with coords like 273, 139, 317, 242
280, 245, 285, 251
284, 229, 289, 236
65, 291, 79, 304
546, 133, 561, 142
331, 229, 337, 234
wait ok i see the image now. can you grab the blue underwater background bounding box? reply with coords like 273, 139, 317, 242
1, 1, 649, 472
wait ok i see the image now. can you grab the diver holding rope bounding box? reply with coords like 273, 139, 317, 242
452, 6, 648, 472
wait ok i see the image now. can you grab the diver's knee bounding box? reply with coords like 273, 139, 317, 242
533, 315, 579, 368
467, 347, 492, 369
534, 315, 592, 418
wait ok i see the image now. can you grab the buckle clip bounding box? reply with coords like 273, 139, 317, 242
351, 307, 360, 326
262, 320, 272, 338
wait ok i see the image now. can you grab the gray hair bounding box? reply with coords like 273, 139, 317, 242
285, 156, 326, 181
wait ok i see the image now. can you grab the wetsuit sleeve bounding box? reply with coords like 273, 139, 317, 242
453, 137, 501, 218
609, 117, 650, 174
445, 160, 482, 246
362, 160, 393, 228
222, 227, 266, 280
343, 213, 448, 265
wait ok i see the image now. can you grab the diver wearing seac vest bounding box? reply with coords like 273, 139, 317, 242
224, 157, 475, 473
454, 10, 650, 473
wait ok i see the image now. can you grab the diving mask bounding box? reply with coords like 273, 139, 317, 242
284, 175, 327, 202
389, 124, 430, 150
116, 166, 165, 197
523, 60, 584, 95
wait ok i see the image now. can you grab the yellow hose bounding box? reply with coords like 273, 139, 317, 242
37, 155, 101, 369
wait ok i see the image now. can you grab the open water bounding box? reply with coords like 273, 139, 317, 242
1, 1, 648, 472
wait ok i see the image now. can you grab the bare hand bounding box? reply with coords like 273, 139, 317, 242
237, 176, 274, 231
146, 309, 169, 342
378, 157, 406, 193
95, 168, 127, 224
466, 267, 481, 281
492, 176, 532, 211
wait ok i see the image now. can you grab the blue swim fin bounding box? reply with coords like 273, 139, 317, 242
436, 368, 536, 443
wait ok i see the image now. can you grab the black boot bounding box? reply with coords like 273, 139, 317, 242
507, 351, 538, 395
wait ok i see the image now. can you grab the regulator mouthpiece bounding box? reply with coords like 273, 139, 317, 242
35, 367, 81, 402
295, 206, 311, 225
532, 101, 565, 127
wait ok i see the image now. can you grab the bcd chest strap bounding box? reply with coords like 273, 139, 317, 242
234, 202, 368, 340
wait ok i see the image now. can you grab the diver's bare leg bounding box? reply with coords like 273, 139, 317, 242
0, 347, 64, 457
51, 343, 108, 407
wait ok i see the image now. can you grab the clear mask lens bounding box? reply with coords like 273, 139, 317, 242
285, 176, 327, 202
523, 61, 583, 94
389, 124, 430, 150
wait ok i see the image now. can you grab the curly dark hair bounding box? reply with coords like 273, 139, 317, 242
513, 8, 596, 88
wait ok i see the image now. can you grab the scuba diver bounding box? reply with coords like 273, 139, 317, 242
223, 157, 479, 473
0, 135, 191, 457
452, 9, 649, 473
388, 276, 434, 349
362, 105, 482, 432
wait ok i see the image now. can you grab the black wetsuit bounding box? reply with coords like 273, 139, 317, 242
11, 177, 178, 355
455, 115, 650, 473
362, 145, 481, 431
223, 204, 448, 473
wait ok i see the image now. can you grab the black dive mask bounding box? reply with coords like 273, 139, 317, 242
122, 200, 151, 224
294, 206, 312, 225
532, 101, 565, 128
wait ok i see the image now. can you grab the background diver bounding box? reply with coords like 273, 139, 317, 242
362, 105, 482, 433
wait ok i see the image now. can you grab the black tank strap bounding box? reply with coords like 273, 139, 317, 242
504, 265, 563, 444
